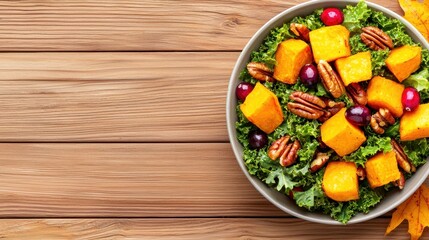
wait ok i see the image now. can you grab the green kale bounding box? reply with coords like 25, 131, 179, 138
342, 0, 371, 33
402, 139, 429, 167
371, 50, 390, 77
403, 68, 429, 102
291, 9, 324, 31
265, 168, 297, 193
250, 24, 293, 69
349, 34, 370, 54
235, 105, 254, 148
344, 135, 392, 166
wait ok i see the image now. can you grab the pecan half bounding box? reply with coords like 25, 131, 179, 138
310, 152, 330, 173
391, 139, 416, 173
317, 60, 345, 98
268, 136, 290, 160
247, 62, 274, 82
356, 166, 366, 181
280, 140, 301, 167
361, 26, 394, 51
393, 172, 405, 190
318, 98, 345, 122
346, 82, 368, 106
287, 91, 326, 119
370, 108, 395, 134
290, 23, 310, 42
268, 136, 301, 167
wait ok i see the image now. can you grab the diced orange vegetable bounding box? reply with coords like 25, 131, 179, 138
367, 76, 405, 117
273, 39, 313, 84
309, 25, 351, 63
365, 151, 401, 188
321, 108, 366, 156
240, 82, 283, 134
335, 51, 372, 86
322, 161, 359, 202
385, 45, 422, 82
400, 103, 429, 141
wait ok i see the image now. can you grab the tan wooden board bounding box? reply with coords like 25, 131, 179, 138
0, 218, 423, 239
0, 52, 235, 142
0, 0, 400, 51
0, 142, 426, 218
0, 143, 285, 217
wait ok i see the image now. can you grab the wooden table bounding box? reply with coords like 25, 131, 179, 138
0, 0, 426, 239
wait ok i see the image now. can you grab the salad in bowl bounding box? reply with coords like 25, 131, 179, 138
227, 0, 429, 224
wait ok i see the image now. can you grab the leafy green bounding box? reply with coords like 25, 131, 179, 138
371, 50, 391, 77
265, 168, 297, 192
349, 34, 370, 54
250, 24, 293, 69
422, 49, 429, 69
235, 105, 254, 148
402, 139, 429, 167
403, 68, 429, 102
342, 0, 371, 33
291, 9, 324, 31
344, 135, 392, 166
369, 11, 415, 47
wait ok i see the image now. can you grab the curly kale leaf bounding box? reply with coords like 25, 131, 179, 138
342, 0, 371, 33
291, 9, 324, 31
344, 135, 392, 166
402, 139, 429, 167
250, 24, 293, 69
371, 50, 391, 77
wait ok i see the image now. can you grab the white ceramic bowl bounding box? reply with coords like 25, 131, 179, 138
226, 0, 429, 225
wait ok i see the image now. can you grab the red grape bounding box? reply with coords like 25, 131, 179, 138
299, 64, 319, 87
236, 82, 254, 101
321, 8, 344, 26
248, 130, 268, 149
345, 105, 371, 126
402, 87, 420, 112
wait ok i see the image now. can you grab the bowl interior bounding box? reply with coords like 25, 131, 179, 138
226, 0, 429, 225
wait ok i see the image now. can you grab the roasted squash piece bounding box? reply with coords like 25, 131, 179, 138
365, 151, 401, 188
335, 51, 372, 86
367, 76, 404, 117
309, 25, 351, 63
321, 108, 366, 156
400, 103, 429, 141
385, 45, 421, 82
273, 39, 313, 84
240, 82, 283, 134
322, 161, 359, 202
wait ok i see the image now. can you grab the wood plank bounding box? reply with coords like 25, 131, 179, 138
0, 142, 427, 218
0, 218, 424, 239
0, 0, 401, 51
0, 52, 234, 142
0, 143, 286, 217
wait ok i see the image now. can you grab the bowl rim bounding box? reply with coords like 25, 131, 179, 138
226, 0, 429, 225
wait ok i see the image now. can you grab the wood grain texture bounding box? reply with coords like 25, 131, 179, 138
0, 143, 286, 217
0, 142, 427, 218
0, 52, 235, 142
0, 218, 424, 239
0, 0, 401, 51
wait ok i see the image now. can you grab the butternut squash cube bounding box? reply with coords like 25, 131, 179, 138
309, 25, 351, 63
367, 76, 404, 117
335, 51, 372, 86
365, 151, 401, 188
322, 161, 359, 202
240, 82, 283, 134
321, 108, 366, 156
385, 45, 421, 82
273, 39, 313, 84
400, 103, 429, 141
